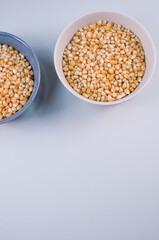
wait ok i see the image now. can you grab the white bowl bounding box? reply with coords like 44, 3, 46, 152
54, 11, 156, 105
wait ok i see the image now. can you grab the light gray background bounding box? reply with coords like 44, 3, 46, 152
0, 0, 159, 239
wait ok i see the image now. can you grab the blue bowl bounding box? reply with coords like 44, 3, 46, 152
0, 32, 40, 124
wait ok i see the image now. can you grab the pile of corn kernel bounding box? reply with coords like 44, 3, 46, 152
0, 44, 34, 119
62, 21, 146, 102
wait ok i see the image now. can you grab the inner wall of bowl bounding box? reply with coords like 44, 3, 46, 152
0, 33, 39, 93
55, 12, 155, 97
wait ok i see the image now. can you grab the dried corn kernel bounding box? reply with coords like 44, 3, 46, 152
0, 44, 34, 119
62, 21, 146, 102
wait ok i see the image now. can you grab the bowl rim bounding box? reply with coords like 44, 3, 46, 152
0, 31, 40, 124
54, 10, 156, 105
